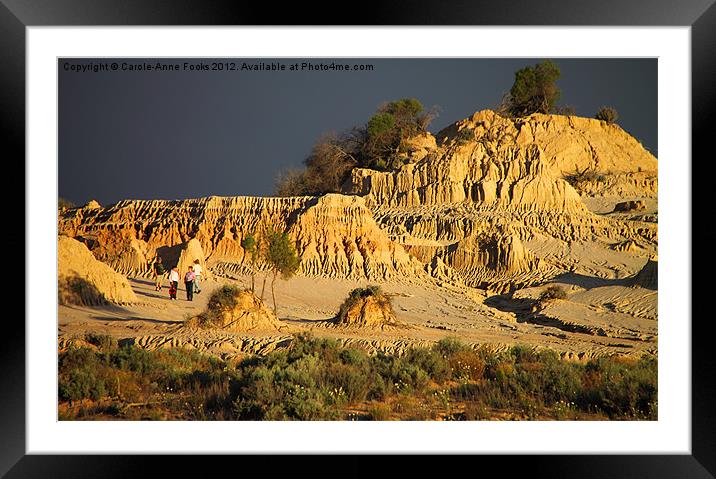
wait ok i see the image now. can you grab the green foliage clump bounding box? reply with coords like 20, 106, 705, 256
434, 336, 470, 357
366, 112, 396, 138
265, 229, 300, 314
504, 60, 561, 117
579, 355, 658, 419
265, 229, 300, 280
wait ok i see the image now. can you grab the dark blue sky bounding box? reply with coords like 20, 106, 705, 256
59, 58, 657, 205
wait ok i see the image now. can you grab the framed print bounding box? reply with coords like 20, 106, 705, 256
5, 0, 712, 476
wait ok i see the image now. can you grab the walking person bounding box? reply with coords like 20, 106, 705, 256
153, 256, 165, 291
168, 266, 180, 300
184, 266, 195, 301
192, 259, 203, 294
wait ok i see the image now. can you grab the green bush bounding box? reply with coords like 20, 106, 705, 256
403, 347, 451, 383
434, 336, 470, 357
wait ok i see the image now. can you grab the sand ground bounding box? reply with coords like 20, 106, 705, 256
59, 269, 657, 360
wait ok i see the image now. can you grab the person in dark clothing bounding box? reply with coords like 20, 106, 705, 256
153, 257, 165, 291
184, 266, 195, 301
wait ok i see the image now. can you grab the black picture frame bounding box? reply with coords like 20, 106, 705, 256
4, 0, 711, 476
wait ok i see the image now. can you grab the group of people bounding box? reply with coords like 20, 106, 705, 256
152, 257, 203, 301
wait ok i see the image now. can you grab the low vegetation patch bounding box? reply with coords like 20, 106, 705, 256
539, 284, 568, 302
59, 334, 657, 421
565, 167, 607, 194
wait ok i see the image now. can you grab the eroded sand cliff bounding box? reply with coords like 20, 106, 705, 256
58, 111, 658, 358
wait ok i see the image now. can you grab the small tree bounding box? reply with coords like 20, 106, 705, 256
275, 168, 310, 197
506, 60, 561, 117
264, 229, 300, 314
595, 106, 619, 124
275, 131, 361, 197
241, 233, 258, 293
274, 98, 437, 196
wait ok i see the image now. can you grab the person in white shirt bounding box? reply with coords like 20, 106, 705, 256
192, 259, 203, 294
168, 267, 180, 300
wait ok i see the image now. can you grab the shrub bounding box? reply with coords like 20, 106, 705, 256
60, 368, 107, 402
509, 344, 541, 364
84, 333, 117, 352
337, 285, 390, 319
578, 355, 657, 419
564, 167, 607, 194
448, 350, 486, 381
595, 106, 619, 124
455, 128, 475, 145
462, 401, 490, 420
58, 347, 109, 402
539, 285, 567, 302
554, 105, 576, 116
58, 334, 658, 421
434, 337, 470, 357
567, 168, 604, 184
360, 99, 435, 170
367, 402, 391, 420
339, 347, 369, 367
205, 287, 263, 329
110, 344, 160, 374
206, 285, 243, 312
